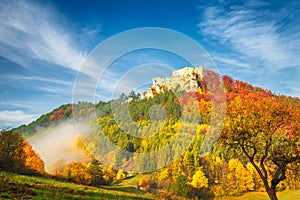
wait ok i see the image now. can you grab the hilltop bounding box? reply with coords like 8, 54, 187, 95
14, 67, 273, 135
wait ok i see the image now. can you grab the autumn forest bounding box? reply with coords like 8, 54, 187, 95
1, 70, 300, 200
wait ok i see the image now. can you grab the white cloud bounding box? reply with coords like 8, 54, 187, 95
198, 1, 300, 70
0, 110, 37, 128
0, 0, 93, 72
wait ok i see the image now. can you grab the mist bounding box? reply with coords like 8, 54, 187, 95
27, 121, 92, 172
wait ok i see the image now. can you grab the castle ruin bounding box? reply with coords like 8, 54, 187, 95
141, 66, 204, 99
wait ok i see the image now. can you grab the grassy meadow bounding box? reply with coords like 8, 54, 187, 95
0, 171, 154, 200
1, 170, 300, 200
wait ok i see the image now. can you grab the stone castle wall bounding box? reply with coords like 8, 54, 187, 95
141, 66, 203, 99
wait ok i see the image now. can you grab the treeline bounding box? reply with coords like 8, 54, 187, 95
14, 71, 273, 135
15, 103, 89, 135
50, 158, 127, 186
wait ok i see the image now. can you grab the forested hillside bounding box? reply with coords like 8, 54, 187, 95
6, 70, 300, 200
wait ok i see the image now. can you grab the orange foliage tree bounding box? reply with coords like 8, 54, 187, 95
220, 95, 300, 200
21, 141, 45, 174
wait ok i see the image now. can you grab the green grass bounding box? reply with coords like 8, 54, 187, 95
0, 171, 154, 200
2, 171, 299, 200
106, 174, 150, 195
112, 174, 145, 187
217, 190, 300, 200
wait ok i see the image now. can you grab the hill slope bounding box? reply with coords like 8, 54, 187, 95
0, 171, 154, 199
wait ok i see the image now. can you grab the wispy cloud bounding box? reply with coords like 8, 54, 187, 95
4, 74, 71, 86
197, 0, 300, 96
0, 0, 95, 71
213, 55, 250, 69
0, 0, 102, 129
198, 1, 300, 70
0, 110, 37, 129
0, 101, 41, 110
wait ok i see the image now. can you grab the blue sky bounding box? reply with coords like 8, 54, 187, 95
0, 0, 299, 128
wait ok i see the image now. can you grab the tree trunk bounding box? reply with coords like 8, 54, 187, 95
260, 177, 278, 200
266, 188, 278, 200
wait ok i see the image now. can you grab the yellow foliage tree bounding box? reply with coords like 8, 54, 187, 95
226, 159, 254, 195
190, 167, 208, 189
115, 169, 127, 181
157, 167, 170, 181
102, 167, 116, 184
63, 162, 92, 185
50, 159, 66, 176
